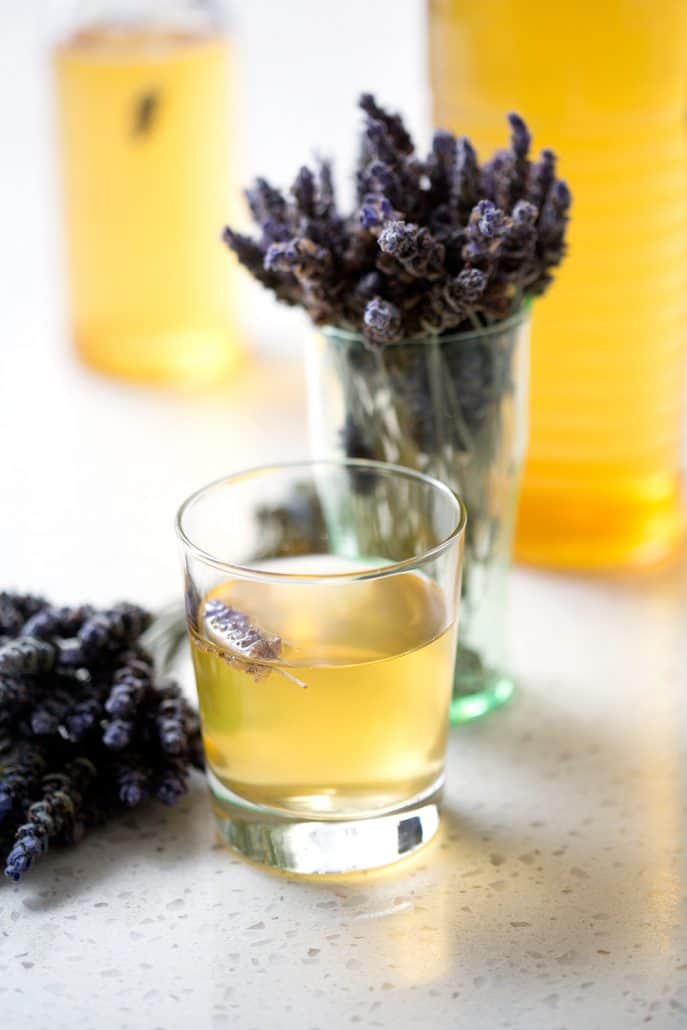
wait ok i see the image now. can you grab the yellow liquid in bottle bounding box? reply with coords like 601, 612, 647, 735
429, 0, 687, 570
54, 27, 239, 385
189, 558, 457, 818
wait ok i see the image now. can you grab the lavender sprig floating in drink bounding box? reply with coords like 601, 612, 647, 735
201, 600, 302, 685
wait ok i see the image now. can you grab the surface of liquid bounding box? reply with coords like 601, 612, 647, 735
54, 27, 239, 384
429, 0, 687, 569
190, 556, 457, 818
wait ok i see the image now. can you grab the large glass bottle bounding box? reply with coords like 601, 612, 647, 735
428, 0, 687, 570
53, 0, 239, 385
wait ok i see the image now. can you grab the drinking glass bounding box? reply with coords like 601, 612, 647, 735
176, 460, 465, 874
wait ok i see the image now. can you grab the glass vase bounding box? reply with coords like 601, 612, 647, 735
52, 0, 240, 385
306, 309, 529, 723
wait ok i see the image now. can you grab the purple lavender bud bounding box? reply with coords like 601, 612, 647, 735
454, 267, 488, 305
361, 118, 401, 172
508, 112, 531, 160
359, 93, 414, 155
56, 639, 85, 668
480, 151, 512, 210
0, 637, 55, 677
528, 148, 556, 214
265, 238, 330, 278
539, 180, 571, 242
245, 176, 288, 225
30, 708, 59, 736
154, 762, 188, 806
363, 297, 403, 346
103, 719, 133, 751
0, 596, 24, 636
359, 193, 394, 229
552, 179, 572, 209
105, 683, 137, 718
0, 747, 46, 824
506, 112, 532, 205
0, 674, 36, 719
432, 129, 457, 165
316, 157, 336, 214
291, 166, 316, 217
430, 130, 457, 202
419, 267, 488, 332
474, 200, 505, 238
65, 697, 101, 741
21, 605, 94, 640
105, 654, 151, 719
366, 160, 398, 193
157, 716, 186, 755
260, 218, 292, 244
0, 791, 12, 820
463, 200, 508, 272
0, 593, 47, 636
77, 604, 151, 663
512, 200, 538, 227
222, 227, 294, 300
4, 758, 96, 880
357, 158, 405, 211
378, 220, 445, 280
451, 136, 480, 221
115, 760, 149, 808
5, 830, 43, 880
222, 227, 265, 270
351, 270, 384, 307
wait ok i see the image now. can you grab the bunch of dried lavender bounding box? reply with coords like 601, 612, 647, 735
224, 95, 570, 692
223, 95, 569, 343
0, 593, 203, 881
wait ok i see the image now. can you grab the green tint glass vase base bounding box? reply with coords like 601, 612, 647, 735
450, 673, 515, 724
208, 770, 442, 875
450, 644, 516, 723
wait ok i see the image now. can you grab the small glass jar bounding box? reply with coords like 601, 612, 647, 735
52, 0, 240, 385
307, 308, 530, 723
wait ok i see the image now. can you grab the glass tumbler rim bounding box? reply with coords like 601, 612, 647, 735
175, 458, 467, 584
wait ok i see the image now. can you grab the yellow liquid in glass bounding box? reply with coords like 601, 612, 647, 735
54, 28, 239, 385
190, 558, 457, 818
429, 0, 687, 569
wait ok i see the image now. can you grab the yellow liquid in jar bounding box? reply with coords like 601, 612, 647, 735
428, 0, 687, 569
54, 27, 239, 385
189, 558, 458, 818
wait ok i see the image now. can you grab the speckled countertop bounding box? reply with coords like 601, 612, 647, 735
2, 339, 687, 1029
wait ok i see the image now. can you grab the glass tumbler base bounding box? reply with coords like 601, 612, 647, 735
208, 771, 442, 875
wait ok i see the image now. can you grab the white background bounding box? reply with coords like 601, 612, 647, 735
1, 6, 687, 1029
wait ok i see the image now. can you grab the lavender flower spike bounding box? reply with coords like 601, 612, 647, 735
360, 194, 394, 230
508, 112, 531, 160
363, 297, 402, 346
358, 93, 414, 155
222, 95, 570, 338
377, 221, 445, 280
